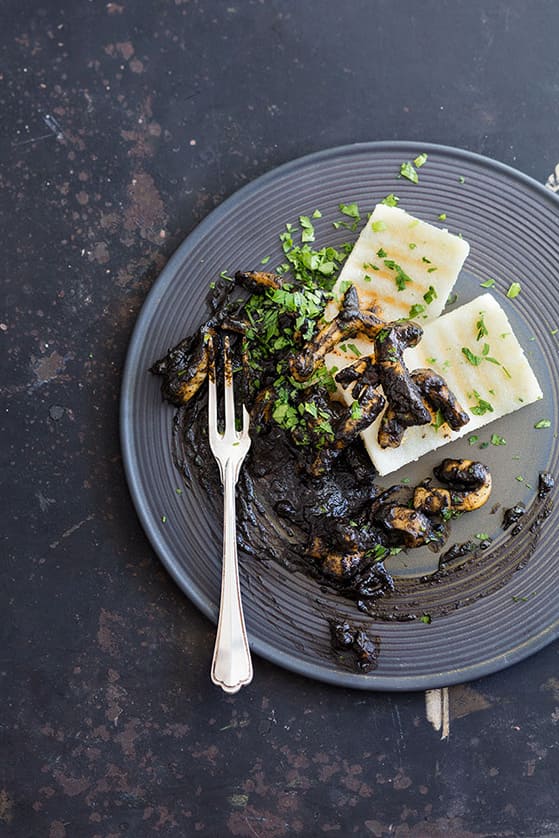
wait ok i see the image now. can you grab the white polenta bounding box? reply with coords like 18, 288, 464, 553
326, 204, 470, 322
327, 294, 542, 476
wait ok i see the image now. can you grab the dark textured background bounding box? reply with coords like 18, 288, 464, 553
2, 1, 559, 835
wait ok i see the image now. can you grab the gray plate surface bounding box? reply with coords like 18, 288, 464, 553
121, 142, 559, 690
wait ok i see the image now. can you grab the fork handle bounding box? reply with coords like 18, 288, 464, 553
211, 460, 253, 693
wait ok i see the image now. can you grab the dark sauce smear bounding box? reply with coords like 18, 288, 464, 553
329, 620, 380, 673
157, 274, 555, 672
173, 395, 554, 633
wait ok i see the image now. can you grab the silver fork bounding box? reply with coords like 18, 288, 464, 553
207, 335, 253, 693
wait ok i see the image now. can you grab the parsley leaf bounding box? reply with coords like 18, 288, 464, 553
432, 409, 445, 430
299, 215, 315, 243
470, 391, 494, 416
534, 419, 551, 429
462, 346, 483, 366
506, 282, 521, 299
490, 433, 507, 446
408, 303, 426, 319
476, 312, 488, 341
423, 285, 438, 305
340, 202, 360, 219
383, 258, 412, 291
414, 153, 428, 168
400, 161, 419, 184
350, 400, 363, 420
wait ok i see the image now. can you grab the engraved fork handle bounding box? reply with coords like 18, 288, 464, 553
210, 459, 253, 693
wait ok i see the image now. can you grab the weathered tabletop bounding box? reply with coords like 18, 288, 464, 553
2, 1, 559, 835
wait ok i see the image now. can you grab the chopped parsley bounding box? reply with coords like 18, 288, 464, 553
414, 153, 428, 168
350, 400, 363, 420
423, 285, 438, 304
408, 303, 426, 319
480, 278, 496, 288
470, 391, 494, 416
340, 202, 360, 219
431, 409, 445, 430
376, 247, 387, 258
476, 312, 488, 341
458, 176, 465, 184
475, 532, 490, 541
260, 255, 271, 265
490, 433, 507, 446
381, 193, 399, 207
400, 161, 419, 184
372, 220, 387, 232
468, 435, 479, 445
462, 346, 483, 366
333, 202, 361, 231
438, 213, 447, 221
419, 614, 432, 624
462, 343, 501, 368
383, 258, 412, 291
299, 215, 316, 242
506, 282, 521, 299
534, 419, 551, 429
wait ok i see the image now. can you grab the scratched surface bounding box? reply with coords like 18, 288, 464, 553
2, 1, 559, 835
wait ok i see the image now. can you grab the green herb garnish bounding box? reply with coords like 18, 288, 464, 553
506, 282, 521, 299
383, 258, 412, 291
432, 409, 445, 430
423, 285, 438, 305
534, 419, 551, 429
408, 303, 426, 319
476, 312, 488, 341
400, 161, 419, 183
350, 400, 363, 420
470, 391, 494, 416
490, 433, 507, 446
299, 215, 316, 242
382, 193, 399, 207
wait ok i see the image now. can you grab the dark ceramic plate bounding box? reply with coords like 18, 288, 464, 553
121, 142, 559, 690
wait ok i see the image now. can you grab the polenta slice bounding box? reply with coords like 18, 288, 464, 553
327, 204, 470, 323
328, 294, 542, 476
